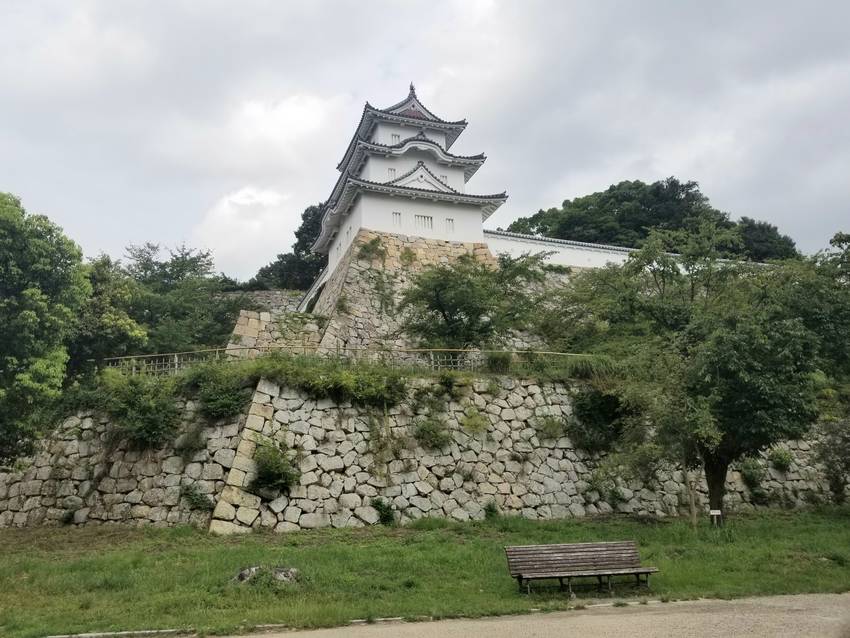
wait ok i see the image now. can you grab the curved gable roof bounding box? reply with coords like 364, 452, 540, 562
336, 86, 468, 171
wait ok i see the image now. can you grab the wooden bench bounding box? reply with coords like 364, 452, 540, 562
505, 541, 658, 595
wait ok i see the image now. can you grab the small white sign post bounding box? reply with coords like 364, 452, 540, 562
709, 509, 723, 527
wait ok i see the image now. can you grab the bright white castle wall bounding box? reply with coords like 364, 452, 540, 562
484, 229, 632, 269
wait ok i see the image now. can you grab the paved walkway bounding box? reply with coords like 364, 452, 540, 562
237, 593, 850, 638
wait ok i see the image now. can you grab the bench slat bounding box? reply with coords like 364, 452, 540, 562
504, 540, 657, 585
521, 567, 659, 579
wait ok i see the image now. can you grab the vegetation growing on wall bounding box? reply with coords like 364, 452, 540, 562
47, 353, 409, 453
250, 440, 301, 493
413, 416, 451, 450
566, 387, 628, 453
357, 237, 387, 263
399, 253, 548, 348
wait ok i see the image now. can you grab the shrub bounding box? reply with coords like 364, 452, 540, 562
566, 387, 625, 453
371, 497, 395, 525
413, 416, 452, 450
739, 457, 766, 490
181, 483, 214, 511
768, 447, 793, 473
814, 419, 850, 504
483, 501, 500, 521
534, 415, 565, 440
335, 295, 350, 314
247, 353, 408, 408
181, 363, 251, 420
250, 441, 300, 493
460, 407, 488, 433
624, 442, 662, 484
485, 351, 512, 374
99, 370, 182, 448
357, 237, 387, 263
400, 247, 416, 266
437, 370, 468, 399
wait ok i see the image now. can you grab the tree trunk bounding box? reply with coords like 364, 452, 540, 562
686, 470, 698, 529
704, 457, 730, 514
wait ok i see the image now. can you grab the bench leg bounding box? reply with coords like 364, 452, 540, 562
558, 577, 565, 592
567, 577, 574, 599
607, 575, 613, 595
516, 576, 523, 593
596, 576, 604, 593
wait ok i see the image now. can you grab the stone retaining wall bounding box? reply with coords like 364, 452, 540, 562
208, 376, 832, 534
0, 376, 835, 533
0, 401, 238, 529
311, 229, 496, 352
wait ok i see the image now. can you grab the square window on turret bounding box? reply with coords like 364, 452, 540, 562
445, 218, 455, 233
388, 167, 396, 179
391, 133, 400, 144
392, 212, 402, 227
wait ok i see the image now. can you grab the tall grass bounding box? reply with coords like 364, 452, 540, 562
0, 509, 847, 638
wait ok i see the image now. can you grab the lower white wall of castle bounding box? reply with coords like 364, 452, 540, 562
324, 223, 635, 288
325, 193, 485, 273
484, 231, 632, 269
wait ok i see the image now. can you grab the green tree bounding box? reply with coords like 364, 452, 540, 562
737, 217, 797, 262
124, 244, 244, 353
0, 193, 89, 462
538, 223, 819, 512
399, 253, 546, 348
66, 255, 147, 372
508, 177, 799, 262
249, 204, 327, 290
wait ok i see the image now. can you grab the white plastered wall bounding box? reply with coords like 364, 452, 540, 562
483, 231, 632, 269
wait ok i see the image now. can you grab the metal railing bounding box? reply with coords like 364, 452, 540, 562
99, 345, 605, 377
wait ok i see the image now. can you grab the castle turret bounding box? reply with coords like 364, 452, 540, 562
312, 85, 507, 276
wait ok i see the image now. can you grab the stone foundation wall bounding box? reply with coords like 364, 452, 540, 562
222, 289, 304, 314
209, 377, 833, 534
310, 229, 496, 352
0, 376, 835, 533
224, 230, 562, 357
226, 309, 324, 358
0, 401, 242, 529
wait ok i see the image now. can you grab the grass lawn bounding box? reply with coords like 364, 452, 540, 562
1, 509, 849, 638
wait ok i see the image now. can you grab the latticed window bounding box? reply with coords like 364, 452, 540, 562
391, 133, 400, 144
392, 211, 402, 227
415, 214, 433, 230
445, 218, 454, 233
388, 167, 396, 179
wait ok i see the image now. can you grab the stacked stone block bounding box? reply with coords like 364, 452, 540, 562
208, 377, 833, 534
0, 402, 239, 529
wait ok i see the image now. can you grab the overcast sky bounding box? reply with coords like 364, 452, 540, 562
2, 1, 849, 279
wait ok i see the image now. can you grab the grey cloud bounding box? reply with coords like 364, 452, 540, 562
1, 0, 848, 278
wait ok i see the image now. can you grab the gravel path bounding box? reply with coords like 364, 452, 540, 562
237, 593, 850, 638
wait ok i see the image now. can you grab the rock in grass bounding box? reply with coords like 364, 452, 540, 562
234, 565, 301, 584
